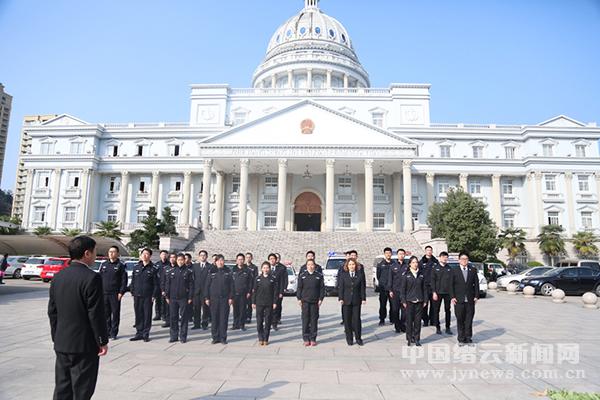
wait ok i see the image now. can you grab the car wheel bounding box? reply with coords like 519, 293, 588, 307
509, 280, 520, 287
23, 276, 30, 280
42, 279, 50, 283
13, 269, 21, 279
595, 284, 600, 297
540, 283, 555, 296
479, 292, 487, 298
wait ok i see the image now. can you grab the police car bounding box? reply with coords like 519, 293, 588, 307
323, 252, 346, 296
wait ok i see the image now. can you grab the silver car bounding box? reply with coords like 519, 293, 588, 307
2, 256, 29, 279
496, 266, 554, 290
285, 265, 298, 295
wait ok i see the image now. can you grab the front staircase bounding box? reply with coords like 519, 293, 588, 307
186, 231, 426, 279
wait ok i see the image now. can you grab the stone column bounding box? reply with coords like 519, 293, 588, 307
21, 169, 34, 228
595, 173, 600, 207
49, 168, 62, 229
343, 74, 349, 89
426, 172, 435, 208
181, 171, 192, 226
403, 160, 413, 232
564, 172, 576, 235
364, 159, 374, 232
238, 159, 249, 231
214, 172, 225, 230
491, 174, 502, 228
326, 69, 332, 88
78, 169, 92, 229
271, 75, 276, 89
325, 159, 335, 232
459, 173, 468, 192
201, 159, 212, 229
119, 171, 130, 225
151, 171, 160, 209
307, 68, 312, 89
392, 172, 402, 233
288, 70, 293, 89
277, 159, 288, 231
85, 170, 98, 231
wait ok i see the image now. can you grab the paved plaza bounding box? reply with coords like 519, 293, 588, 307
1, 280, 599, 400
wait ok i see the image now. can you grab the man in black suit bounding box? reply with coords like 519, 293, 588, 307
48, 236, 109, 400
191, 249, 212, 330
450, 252, 479, 346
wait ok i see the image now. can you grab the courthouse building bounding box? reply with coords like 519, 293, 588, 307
17, 0, 600, 246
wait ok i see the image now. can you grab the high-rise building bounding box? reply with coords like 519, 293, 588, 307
0, 83, 12, 188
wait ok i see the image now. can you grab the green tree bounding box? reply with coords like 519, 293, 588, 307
498, 227, 527, 264
94, 221, 123, 241
427, 189, 499, 262
61, 228, 83, 237
537, 225, 566, 266
161, 207, 178, 236
33, 226, 52, 236
127, 207, 161, 252
0, 189, 13, 216
0, 215, 21, 235
572, 231, 599, 259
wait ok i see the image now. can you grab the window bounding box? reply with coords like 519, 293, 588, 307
230, 210, 239, 227
472, 146, 483, 159
547, 211, 560, 226
108, 145, 119, 157
169, 144, 180, 157
438, 181, 450, 194
108, 176, 120, 193
440, 145, 451, 158
136, 145, 146, 157
33, 206, 46, 222
337, 177, 352, 194
372, 112, 384, 127
542, 144, 554, 157
63, 206, 77, 222
575, 145, 586, 158
578, 175, 590, 192
544, 175, 556, 191
373, 213, 385, 229
233, 111, 247, 126
40, 142, 54, 155
68, 172, 80, 188
37, 172, 50, 188
502, 179, 514, 195
373, 177, 385, 195
107, 209, 118, 223
139, 177, 150, 193
70, 142, 84, 154
581, 211, 593, 229
505, 147, 515, 159
265, 176, 278, 193
171, 177, 182, 192
503, 213, 515, 228
469, 179, 481, 195
137, 210, 148, 223
338, 212, 352, 228
232, 176, 240, 193
264, 211, 277, 228
174, 181, 182, 192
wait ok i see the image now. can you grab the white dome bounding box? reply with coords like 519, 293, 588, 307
252, 0, 370, 88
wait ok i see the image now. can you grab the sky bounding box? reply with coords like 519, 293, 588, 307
0, 0, 599, 191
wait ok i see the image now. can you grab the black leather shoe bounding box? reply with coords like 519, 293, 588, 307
415, 341, 422, 347
423, 321, 429, 327
356, 339, 364, 346
211, 339, 220, 344
378, 320, 385, 326
241, 326, 247, 331
436, 327, 442, 335
445, 328, 453, 335
202, 326, 208, 331
222, 340, 228, 345
143, 337, 150, 342
180, 338, 187, 344
153, 316, 161, 321
407, 340, 412, 346
129, 336, 143, 341
169, 338, 177, 343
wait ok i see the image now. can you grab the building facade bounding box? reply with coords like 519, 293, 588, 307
0, 83, 12, 188
17, 0, 600, 243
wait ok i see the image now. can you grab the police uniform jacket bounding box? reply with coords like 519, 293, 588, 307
204, 267, 234, 300
233, 266, 253, 296
400, 268, 428, 303
165, 265, 194, 301
431, 262, 453, 295
252, 273, 279, 306
297, 271, 325, 303
130, 261, 160, 298
99, 259, 128, 295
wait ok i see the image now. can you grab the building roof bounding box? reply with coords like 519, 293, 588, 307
0, 235, 128, 257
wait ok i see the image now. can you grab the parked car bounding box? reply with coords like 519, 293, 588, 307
21, 256, 50, 280
556, 260, 600, 271
323, 253, 346, 295
447, 260, 488, 298
93, 259, 106, 272
284, 265, 298, 295
2, 256, 29, 279
519, 267, 600, 296
496, 266, 554, 290
484, 262, 507, 277
124, 260, 139, 290
40, 258, 71, 282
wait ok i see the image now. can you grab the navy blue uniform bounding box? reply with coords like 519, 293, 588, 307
272, 263, 288, 327
232, 266, 253, 330
252, 273, 279, 342
420, 255, 438, 325
245, 263, 259, 323
386, 259, 408, 332
431, 262, 453, 331
297, 271, 325, 343
401, 268, 428, 344
98, 259, 128, 338
204, 267, 234, 343
165, 265, 194, 342
376, 259, 395, 324
130, 261, 160, 340
153, 259, 170, 322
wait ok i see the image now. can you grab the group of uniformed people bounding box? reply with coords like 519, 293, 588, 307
375, 245, 479, 346
98, 244, 478, 347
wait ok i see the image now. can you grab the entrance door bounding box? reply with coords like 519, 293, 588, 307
294, 192, 322, 232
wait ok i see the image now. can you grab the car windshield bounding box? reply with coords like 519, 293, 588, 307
580, 262, 600, 268
47, 259, 65, 265
326, 259, 346, 270
542, 268, 561, 276
26, 258, 45, 264
7, 257, 19, 262
125, 262, 137, 271
526, 267, 551, 276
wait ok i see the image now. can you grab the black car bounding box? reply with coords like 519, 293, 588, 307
519, 267, 600, 296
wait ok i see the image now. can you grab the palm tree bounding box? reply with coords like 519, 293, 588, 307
61, 228, 82, 237
537, 225, 566, 266
498, 227, 527, 264
33, 226, 52, 236
572, 231, 599, 259
94, 221, 123, 241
